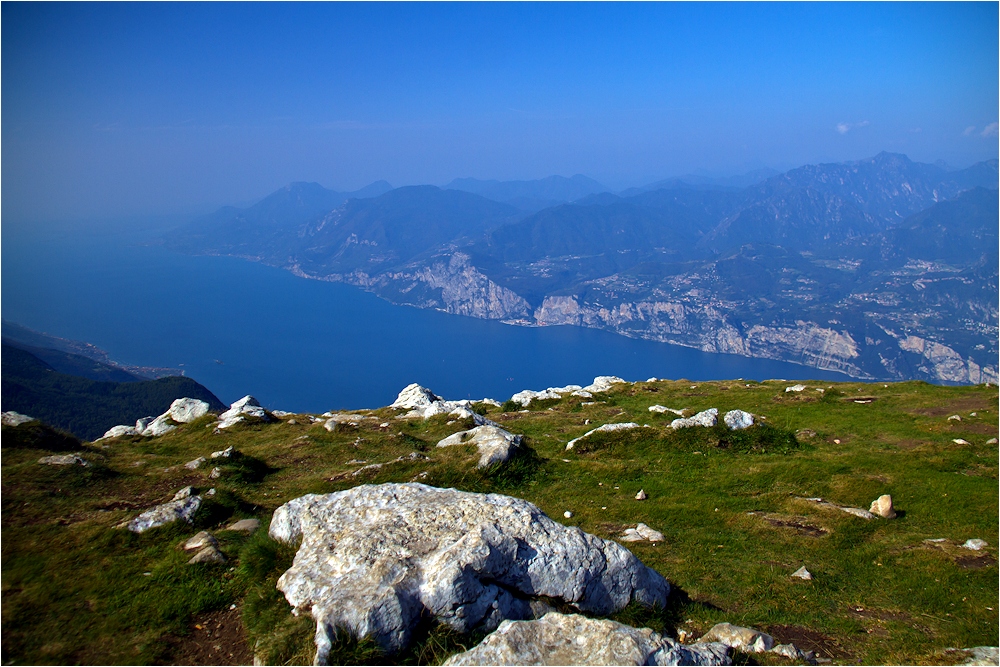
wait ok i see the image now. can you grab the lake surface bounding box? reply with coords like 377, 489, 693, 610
2, 221, 847, 412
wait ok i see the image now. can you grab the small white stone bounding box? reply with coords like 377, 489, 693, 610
791, 566, 812, 580
563, 511, 573, 519
963, 539, 988, 551
785, 384, 806, 393
948, 414, 962, 421
635, 489, 647, 501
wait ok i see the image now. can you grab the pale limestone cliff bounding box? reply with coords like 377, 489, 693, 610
899, 335, 998, 384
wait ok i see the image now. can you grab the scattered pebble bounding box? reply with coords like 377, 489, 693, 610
563, 511, 573, 519
948, 415, 962, 421
953, 438, 970, 445
963, 539, 988, 551
988, 438, 998, 445
635, 489, 647, 501
791, 566, 813, 580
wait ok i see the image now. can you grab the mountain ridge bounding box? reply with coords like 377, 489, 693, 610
164, 153, 999, 385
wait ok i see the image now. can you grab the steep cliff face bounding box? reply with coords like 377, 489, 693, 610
535, 295, 868, 377
290, 253, 532, 321
897, 335, 998, 385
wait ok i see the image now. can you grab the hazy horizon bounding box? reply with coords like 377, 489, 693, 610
3, 2, 997, 224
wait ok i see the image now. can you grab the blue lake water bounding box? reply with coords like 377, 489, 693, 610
2, 222, 847, 412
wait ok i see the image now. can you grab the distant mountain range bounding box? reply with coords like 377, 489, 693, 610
166, 153, 999, 385
443, 174, 609, 213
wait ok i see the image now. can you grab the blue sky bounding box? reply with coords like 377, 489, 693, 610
3, 2, 997, 221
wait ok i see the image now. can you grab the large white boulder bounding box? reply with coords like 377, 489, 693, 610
443, 612, 731, 666
142, 414, 177, 437
437, 425, 523, 468
670, 408, 718, 430
723, 410, 754, 430
217, 395, 271, 429
566, 423, 641, 450
390, 384, 501, 424
583, 376, 628, 393
391, 383, 442, 410
269, 483, 670, 661
510, 388, 563, 407
168, 398, 211, 423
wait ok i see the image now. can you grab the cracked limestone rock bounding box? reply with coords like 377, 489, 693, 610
38, 454, 89, 466
168, 398, 211, 423
436, 425, 523, 468
700, 623, 774, 653
390, 383, 500, 424
583, 376, 628, 393
869, 494, 896, 519
126, 494, 202, 533
670, 409, 718, 430
269, 483, 670, 661
723, 410, 754, 430
621, 523, 663, 543
217, 395, 271, 429
442, 612, 732, 666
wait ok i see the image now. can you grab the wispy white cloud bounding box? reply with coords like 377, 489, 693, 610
963, 125, 977, 136
981, 122, 998, 137
836, 120, 869, 134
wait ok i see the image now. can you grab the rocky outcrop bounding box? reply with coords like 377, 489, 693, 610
898, 335, 998, 384
436, 425, 522, 468
98, 396, 215, 440
510, 377, 627, 407
343, 253, 533, 321
217, 395, 272, 429
442, 612, 731, 666
723, 410, 754, 430
670, 408, 718, 430
269, 483, 670, 661
38, 454, 89, 467
126, 492, 203, 533
566, 423, 642, 450
2, 411, 35, 427
390, 383, 500, 424
534, 296, 869, 378
621, 523, 665, 543
167, 398, 211, 423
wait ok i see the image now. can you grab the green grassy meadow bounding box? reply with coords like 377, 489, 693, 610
2, 379, 997, 665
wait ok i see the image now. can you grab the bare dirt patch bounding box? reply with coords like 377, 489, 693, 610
954, 554, 997, 570
162, 605, 253, 666
911, 396, 992, 417
749, 512, 829, 537
893, 438, 926, 450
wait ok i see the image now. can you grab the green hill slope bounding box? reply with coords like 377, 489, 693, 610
2, 343, 226, 440
1, 377, 996, 665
